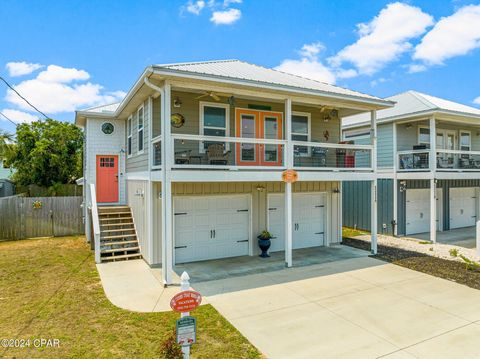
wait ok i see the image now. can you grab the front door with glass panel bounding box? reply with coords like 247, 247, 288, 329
235, 109, 283, 166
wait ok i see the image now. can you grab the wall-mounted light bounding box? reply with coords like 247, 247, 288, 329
256, 185, 266, 192
323, 115, 330, 122
399, 180, 407, 192
173, 96, 182, 108
333, 188, 340, 194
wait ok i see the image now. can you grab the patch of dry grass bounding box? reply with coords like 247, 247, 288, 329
342, 227, 369, 238
0, 236, 261, 358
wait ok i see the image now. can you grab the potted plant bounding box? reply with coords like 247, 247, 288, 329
257, 230, 273, 258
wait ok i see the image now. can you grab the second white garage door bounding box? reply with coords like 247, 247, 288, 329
405, 188, 442, 235
267, 192, 326, 252
174, 195, 250, 263
450, 187, 477, 229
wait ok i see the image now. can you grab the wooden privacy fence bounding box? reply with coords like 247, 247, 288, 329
0, 196, 84, 240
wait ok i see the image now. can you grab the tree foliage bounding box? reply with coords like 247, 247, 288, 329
6, 119, 83, 187
0, 130, 14, 158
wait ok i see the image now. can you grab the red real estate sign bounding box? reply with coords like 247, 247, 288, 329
170, 290, 202, 313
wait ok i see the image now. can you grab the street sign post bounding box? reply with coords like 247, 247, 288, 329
176, 316, 196, 346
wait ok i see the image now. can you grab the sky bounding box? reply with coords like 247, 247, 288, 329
1, 0, 480, 133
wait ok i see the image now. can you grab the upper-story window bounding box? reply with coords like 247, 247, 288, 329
460, 131, 471, 151
200, 102, 229, 153
418, 127, 430, 145
127, 116, 132, 157
291, 112, 311, 156
138, 106, 144, 154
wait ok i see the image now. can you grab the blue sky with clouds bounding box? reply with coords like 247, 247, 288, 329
1, 0, 480, 133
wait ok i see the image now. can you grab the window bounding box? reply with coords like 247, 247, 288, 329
291, 112, 311, 156
137, 106, 144, 153
200, 102, 229, 153
418, 127, 430, 145
127, 116, 132, 157
460, 131, 471, 151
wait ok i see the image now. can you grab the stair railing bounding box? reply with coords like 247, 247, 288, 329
89, 184, 101, 263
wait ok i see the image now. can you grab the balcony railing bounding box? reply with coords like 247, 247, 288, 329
397, 149, 480, 171
292, 141, 373, 170
171, 134, 286, 169
397, 150, 430, 171
437, 150, 480, 171
167, 134, 373, 171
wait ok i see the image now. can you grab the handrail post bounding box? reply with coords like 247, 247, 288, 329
89, 183, 101, 263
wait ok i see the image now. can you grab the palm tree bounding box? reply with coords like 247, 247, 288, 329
0, 130, 14, 159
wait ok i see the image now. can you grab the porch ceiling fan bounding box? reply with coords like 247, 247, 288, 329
195, 91, 222, 101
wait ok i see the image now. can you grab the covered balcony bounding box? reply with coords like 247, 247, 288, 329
150, 88, 374, 173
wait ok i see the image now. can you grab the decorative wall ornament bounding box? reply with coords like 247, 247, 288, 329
32, 200, 43, 209
171, 113, 185, 128
323, 130, 330, 141
101, 122, 115, 135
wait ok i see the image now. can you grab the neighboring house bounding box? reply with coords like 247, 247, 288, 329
0, 179, 15, 197
75, 59, 393, 285
343, 91, 480, 242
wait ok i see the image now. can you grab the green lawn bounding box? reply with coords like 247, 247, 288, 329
342, 227, 369, 238
0, 236, 262, 358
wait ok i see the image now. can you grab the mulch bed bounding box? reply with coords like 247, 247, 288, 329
342, 237, 480, 291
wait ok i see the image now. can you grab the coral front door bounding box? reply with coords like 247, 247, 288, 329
96, 155, 119, 203
235, 109, 283, 166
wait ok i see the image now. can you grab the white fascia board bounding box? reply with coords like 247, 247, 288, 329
151, 68, 394, 109
435, 171, 480, 180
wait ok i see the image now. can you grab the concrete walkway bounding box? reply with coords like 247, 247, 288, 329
97, 260, 189, 312
97, 248, 480, 358
193, 255, 480, 359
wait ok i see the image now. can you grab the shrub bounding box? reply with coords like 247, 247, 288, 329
459, 255, 480, 271
161, 331, 183, 359
449, 248, 459, 257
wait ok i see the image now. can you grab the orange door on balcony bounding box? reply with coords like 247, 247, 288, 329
235, 109, 283, 166
96, 155, 119, 203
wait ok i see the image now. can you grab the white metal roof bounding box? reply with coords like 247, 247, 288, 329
82, 102, 120, 114
343, 91, 480, 128
154, 59, 387, 103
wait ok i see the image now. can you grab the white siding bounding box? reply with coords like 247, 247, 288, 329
127, 180, 149, 262
85, 118, 126, 204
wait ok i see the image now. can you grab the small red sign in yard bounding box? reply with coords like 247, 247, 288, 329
170, 290, 202, 313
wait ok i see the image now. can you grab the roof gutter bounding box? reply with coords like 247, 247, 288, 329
151, 66, 395, 109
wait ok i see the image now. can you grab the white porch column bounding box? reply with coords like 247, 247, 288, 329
429, 116, 436, 171
476, 220, 480, 257
161, 82, 173, 285
393, 179, 398, 236
370, 110, 377, 170
371, 179, 378, 254
284, 98, 293, 267
430, 178, 437, 243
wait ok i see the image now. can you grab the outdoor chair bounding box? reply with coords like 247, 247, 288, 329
206, 144, 230, 165
174, 149, 192, 164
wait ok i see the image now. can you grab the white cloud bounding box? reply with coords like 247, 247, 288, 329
1, 109, 39, 124
223, 0, 242, 7
474, 97, 480, 105
4, 64, 125, 114
36, 65, 90, 83
275, 43, 336, 84
185, 0, 205, 15
413, 5, 480, 65
407, 64, 427, 73
210, 8, 241, 25
370, 77, 387, 87
329, 2, 433, 75
336, 68, 358, 79
6, 61, 43, 77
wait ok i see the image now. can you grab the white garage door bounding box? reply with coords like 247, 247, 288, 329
450, 187, 477, 229
174, 195, 250, 263
267, 192, 326, 252
406, 188, 442, 235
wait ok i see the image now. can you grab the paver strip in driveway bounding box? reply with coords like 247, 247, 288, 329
192, 252, 480, 359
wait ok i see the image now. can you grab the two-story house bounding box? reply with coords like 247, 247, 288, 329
75, 60, 393, 285
343, 91, 480, 243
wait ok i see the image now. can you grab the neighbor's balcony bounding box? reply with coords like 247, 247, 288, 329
397, 149, 480, 172
166, 134, 372, 171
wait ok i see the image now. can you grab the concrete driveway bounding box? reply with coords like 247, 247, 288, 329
192, 251, 480, 359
